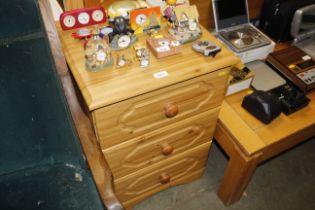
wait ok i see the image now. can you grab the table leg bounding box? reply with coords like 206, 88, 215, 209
218, 145, 262, 206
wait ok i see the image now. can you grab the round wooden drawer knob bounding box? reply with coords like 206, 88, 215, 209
161, 143, 174, 156
164, 103, 178, 118
159, 172, 170, 184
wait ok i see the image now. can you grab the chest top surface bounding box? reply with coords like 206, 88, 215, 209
57, 22, 240, 110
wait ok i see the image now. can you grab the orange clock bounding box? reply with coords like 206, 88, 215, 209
130, 6, 161, 34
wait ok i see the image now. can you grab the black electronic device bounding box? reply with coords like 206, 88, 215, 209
267, 46, 315, 91
268, 83, 311, 115
242, 90, 282, 124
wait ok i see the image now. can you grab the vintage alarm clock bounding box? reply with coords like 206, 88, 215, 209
60, 6, 107, 30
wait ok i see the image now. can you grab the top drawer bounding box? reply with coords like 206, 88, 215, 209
93, 68, 229, 148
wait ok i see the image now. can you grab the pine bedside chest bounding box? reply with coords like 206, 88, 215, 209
57, 22, 240, 209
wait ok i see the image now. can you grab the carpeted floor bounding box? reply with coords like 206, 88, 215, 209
134, 138, 315, 210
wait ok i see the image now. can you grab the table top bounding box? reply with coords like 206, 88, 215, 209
218, 89, 315, 156
56, 22, 240, 110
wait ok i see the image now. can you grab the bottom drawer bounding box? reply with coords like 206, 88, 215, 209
114, 142, 211, 208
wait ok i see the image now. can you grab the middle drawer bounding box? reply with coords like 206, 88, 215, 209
103, 107, 220, 179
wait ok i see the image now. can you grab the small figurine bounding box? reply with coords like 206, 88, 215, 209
85, 29, 113, 71
168, 4, 202, 44
116, 52, 133, 68
134, 45, 150, 68
108, 16, 137, 50
72, 28, 92, 39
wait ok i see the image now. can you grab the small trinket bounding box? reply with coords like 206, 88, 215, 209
168, 5, 202, 44
134, 45, 150, 68
192, 40, 221, 57
146, 33, 181, 58
85, 28, 113, 72
72, 28, 92, 39
116, 52, 132, 68
108, 16, 138, 50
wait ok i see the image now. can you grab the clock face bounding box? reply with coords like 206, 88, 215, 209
158, 39, 170, 47
130, 6, 161, 34
63, 15, 76, 28
135, 14, 147, 25
189, 21, 197, 31
117, 35, 131, 48
78, 12, 90, 24
92, 10, 104, 22
60, 6, 107, 30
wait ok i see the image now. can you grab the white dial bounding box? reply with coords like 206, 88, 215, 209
189, 21, 197, 31
135, 14, 147, 25
78, 12, 90, 25
158, 39, 170, 47
63, 15, 76, 28
117, 35, 131, 48
92, 10, 104, 22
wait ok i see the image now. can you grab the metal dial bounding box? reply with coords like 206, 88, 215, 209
135, 14, 147, 25
78, 12, 90, 24
63, 15, 76, 28
92, 10, 104, 22
117, 35, 131, 48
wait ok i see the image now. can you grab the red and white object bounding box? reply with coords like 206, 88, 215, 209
60, 6, 107, 30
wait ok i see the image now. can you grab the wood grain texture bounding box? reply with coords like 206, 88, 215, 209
215, 89, 315, 205
104, 108, 219, 178
57, 22, 239, 110
38, 1, 124, 210
122, 169, 205, 210
114, 143, 211, 207
217, 99, 266, 156
94, 70, 229, 148
218, 146, 262, 206
225, 90, 315, 148
63, 0, 84, 10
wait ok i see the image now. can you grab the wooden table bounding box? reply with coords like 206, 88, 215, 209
214, 89, 315, 205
